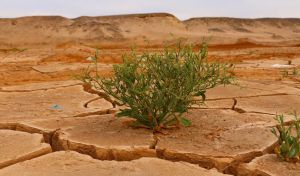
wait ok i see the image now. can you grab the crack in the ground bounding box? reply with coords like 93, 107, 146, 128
0, 127, 52, 169
206, 92, 289, 101
0, 149, 52, 170
226, 142, 278, 175
83, 97, 103, 108
150, 134, 159, 150
232, 98, 237, 110
82, 83, 123, 108
1, 119, 282, 176
155, 139, 277, 175
190, 98, 266, 116
0, 83, 82, 93
0, 122, 17, 130
49, 128, 61, 150
30, 67, 48, 74
0, 88, 288, 176
241, 85, 285, 92
242, 111, 275, 116
73, 109, 114, 117
189, 107, 231, 110
151, 124, 279, 176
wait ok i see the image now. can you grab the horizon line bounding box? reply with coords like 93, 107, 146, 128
1, 12, 300, 21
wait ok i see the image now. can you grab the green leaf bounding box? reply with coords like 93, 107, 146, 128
288, 146, 297, 158
287, 136, 294, 144
129, 120, 148, 128
175, 104, 187, 113
271, 128, 278, 137
116, 109, 134, 118
163, 118, 177, 126
280, 142, 289, 155
295, 143, 300, 155
180, 117, 192, 127
194, 91, 206, 101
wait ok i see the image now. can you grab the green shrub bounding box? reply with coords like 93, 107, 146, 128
292, 67, 299, 76
271, 114, 300, 162
81, 43, 234, 132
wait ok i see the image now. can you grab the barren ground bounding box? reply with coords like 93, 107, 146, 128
0, 13, 300, 176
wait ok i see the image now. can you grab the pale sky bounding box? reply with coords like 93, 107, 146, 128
1, 0, 300, 20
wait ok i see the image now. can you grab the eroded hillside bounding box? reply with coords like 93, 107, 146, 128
1, 13, 300, 48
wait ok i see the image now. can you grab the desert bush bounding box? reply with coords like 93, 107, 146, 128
80, 43, 234, 132
271, 114, 300, 162
292, 67, 299, 76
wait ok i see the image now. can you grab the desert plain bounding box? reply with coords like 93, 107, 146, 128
0, 13, 300, 175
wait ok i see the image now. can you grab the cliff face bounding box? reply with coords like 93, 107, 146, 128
0, 13, 300, 48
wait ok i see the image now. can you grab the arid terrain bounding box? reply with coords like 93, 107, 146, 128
0, 13, 300, 176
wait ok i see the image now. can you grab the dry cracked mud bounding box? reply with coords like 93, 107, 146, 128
16, 114, 155, 160
237, 154, 300, 176
156, 109, 278, 173
0, 130, 51, 169
0, 83, 112, 127
0, 78, 300, 175
1, 78, 300, 175
8, 108, 294, 173
235, 95, 300, 116
0, 151, 230, 176
1, 14, 300, 176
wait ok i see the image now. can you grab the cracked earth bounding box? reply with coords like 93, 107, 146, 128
1, 41, 300, 176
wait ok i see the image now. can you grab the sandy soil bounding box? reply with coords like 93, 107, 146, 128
0, 13, 300, 176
